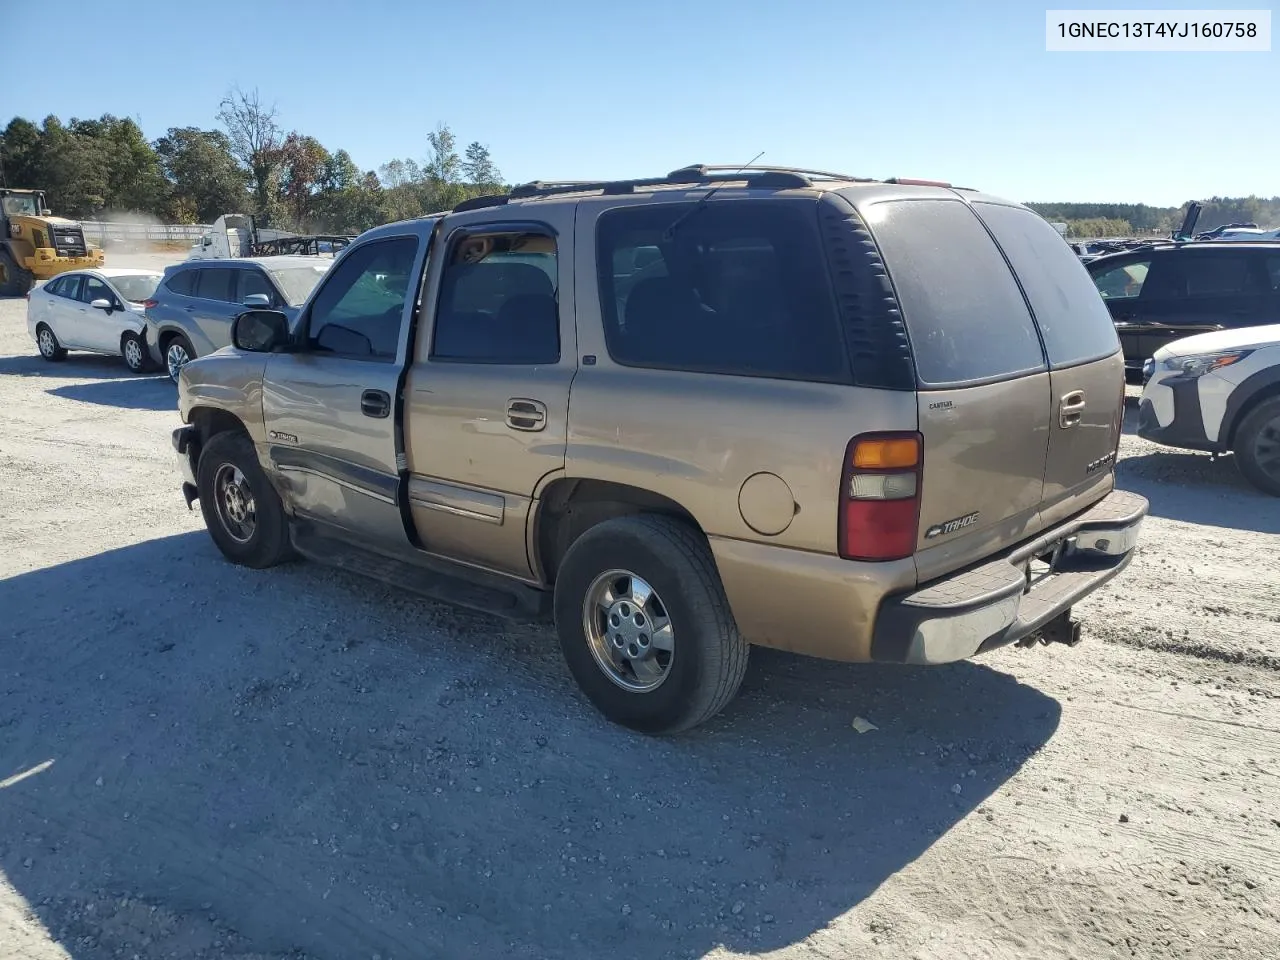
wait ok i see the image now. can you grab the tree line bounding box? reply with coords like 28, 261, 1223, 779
1027, 197, 1280, 238
0, 88, 505, 234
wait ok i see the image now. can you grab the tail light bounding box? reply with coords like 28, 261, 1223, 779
142, 298, 159, 309
838, 432, 923, 562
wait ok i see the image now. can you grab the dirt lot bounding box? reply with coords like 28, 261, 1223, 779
1, 254, 1277, 960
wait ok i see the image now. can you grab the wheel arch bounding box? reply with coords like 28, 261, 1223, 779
531, 477, 703, 585
1223, 369, 1280, 449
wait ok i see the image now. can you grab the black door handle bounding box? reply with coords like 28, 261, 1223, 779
361, 389, 391, 418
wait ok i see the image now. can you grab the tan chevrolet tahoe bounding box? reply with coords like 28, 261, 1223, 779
171, 164, 1148, 734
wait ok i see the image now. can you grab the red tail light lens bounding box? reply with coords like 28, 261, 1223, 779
142, 298, 159, 309
839, 432, 922, 561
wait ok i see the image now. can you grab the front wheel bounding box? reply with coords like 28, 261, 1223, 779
121, 331, 150, 373
196, 430, 295, 568
553, 514, 749, 734
1235, 397, 1280, 497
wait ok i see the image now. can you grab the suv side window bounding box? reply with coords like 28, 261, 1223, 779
239, 267, 276, 305
1262, 254, 1280, 292
431, 231, 560, 364
1091, 258, 1151, 300
1144, 252, 1255, 299
166, 269, 197, 297
595, 201, 848, 382
306, 236, 418, 361
195, 267, 236, 302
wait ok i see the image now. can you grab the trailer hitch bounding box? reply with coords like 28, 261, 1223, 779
1018, 610, 1083, 648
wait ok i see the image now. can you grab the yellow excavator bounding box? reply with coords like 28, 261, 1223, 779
0, 188, 104, 296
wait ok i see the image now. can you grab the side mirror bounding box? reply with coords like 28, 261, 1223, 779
232, 309, 290, 353
90, 298, 113, 312
241, 293, 271, 308
40, 208, 53, 216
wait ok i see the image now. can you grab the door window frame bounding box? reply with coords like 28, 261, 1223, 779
427, 220, 562, 366
298, 234, 424, 364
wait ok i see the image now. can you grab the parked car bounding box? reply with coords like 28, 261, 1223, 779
144, 256, 332, 381
169, 165, 1147, 734
1086, 241, 1280, 379
27, 267, 163, 371
1138, 324, 1280, 495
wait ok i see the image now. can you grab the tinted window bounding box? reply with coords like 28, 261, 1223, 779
866, 199, 1044, 386
1090, 258, 1150, 300
596, 201, 848, 382
1144, 252, 1253, 299
307, 237, 417, 361
975, 203, 1119, 367
1266, 255, 1280, 292
195, 268, 236, 302
165, 269, 197, 297
239, 268, 276, 304
80, 276, 112, 304
432, 232, 560, 364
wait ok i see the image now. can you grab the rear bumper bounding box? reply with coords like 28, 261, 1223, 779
870, 489, 1148, 664
26, 249, 104, 276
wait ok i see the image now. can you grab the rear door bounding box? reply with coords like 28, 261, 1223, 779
973, 202, 1125, 527
191, 265, 241, 352
859, 197, 1053, 580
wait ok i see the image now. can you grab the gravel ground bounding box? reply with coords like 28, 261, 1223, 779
1, 254, 1277, 960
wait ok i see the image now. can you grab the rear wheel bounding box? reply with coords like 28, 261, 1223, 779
35, 323, 67, 362
196, 430, 294, 568
0, 247, 34, 297
163, 333, 195, 382
121, 331, 150, 372
1235, 397, 1280, 497
553, 514, 748, 734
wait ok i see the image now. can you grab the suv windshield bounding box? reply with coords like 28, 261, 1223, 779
111, 274, 161, 303
266, 263, 332, 306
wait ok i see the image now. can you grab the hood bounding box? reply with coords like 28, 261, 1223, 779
1154, 324, 1280, 359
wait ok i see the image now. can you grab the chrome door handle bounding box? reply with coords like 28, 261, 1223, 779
506, 398, 547, 431
1059, 390, 1086, 428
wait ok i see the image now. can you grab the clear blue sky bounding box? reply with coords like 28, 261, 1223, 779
6, 0, 1277, 205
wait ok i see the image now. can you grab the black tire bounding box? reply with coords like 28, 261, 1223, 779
35, 323, 67, 362
196, 430, 295, 568
162, 333, 195, 382
1234, 396, 1280, 497
553, 514, 748, 734
120, 331, 151, 373
0, 247, 34, 297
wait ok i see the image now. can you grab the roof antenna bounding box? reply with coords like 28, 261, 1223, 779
662, 150, 764, 242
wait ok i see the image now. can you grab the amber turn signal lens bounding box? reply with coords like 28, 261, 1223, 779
851, 437, 920, 470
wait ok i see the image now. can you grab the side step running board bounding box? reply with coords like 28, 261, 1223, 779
290, 522, 551, 623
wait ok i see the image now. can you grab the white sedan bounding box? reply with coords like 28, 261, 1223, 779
27, 268, 163, 372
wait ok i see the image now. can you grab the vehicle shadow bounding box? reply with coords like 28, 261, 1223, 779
46, 377, 174, 412
0, 533, 1061, 960
0, 352, 144, 379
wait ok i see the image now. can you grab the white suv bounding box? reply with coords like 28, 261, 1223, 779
1138, 324, 1280, 495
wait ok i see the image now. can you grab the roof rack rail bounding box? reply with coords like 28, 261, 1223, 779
453, 165, 855, 212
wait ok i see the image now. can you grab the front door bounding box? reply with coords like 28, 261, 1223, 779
261, 232, 426, 546
402, 214, 576, 580
76, 275, 121, 351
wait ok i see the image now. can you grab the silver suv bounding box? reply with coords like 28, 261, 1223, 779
144, 256, 331, 381
171, 164, 1148, 733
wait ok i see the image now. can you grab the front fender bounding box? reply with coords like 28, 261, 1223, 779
178, 350, 271, 445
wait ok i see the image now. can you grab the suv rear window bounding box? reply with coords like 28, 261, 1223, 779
596, 200, 849, 383
973, 202, 1119, 368
865, 199, 1045, 386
